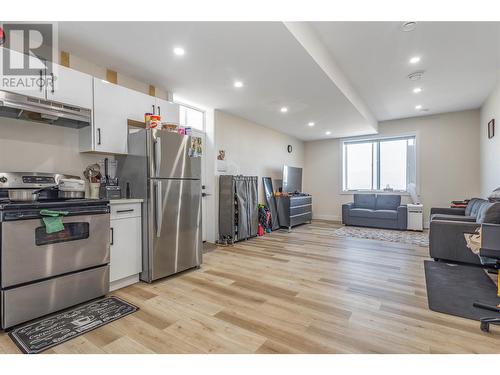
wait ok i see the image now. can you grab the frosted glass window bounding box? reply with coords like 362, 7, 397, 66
179, 105, 204, 131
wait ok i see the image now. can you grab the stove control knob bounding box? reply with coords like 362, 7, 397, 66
0, 176, 7, 183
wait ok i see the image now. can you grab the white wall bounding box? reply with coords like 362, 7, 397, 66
215, 110, 305, 201
480, 74, 500, 196
304, 110, 481, 225
213, 110, 304, 240
0, 117, 106, 178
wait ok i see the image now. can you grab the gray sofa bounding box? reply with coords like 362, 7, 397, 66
342, 194, 407, 230
429, 198, 500, 265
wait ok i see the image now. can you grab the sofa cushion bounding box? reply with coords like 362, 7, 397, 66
353, 194, 376, 209
349, 208, 398, 220
349, 208, 375, 218
465, 198, 488, 217
375, 195, 401, 210
477, 202, 500, 224
372, 209, 398, 220
430, 214, 476, 222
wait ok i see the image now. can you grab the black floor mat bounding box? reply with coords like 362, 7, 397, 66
8, 296, 138, 354
424, 260, 500, 320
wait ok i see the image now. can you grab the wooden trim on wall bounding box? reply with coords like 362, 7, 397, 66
60, 51, 70, 67
106, 69, 118, 84
149, 85, 156, 97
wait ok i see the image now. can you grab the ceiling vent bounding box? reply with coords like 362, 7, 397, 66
400, 22, 417, 32
408, 71, 425, 81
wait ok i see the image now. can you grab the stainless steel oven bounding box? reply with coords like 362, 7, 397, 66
2, 214, 109, 288
0, 174, 111, 329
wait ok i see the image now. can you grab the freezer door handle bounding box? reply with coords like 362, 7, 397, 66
154, 137, 162, 177
155, 180, 163, 238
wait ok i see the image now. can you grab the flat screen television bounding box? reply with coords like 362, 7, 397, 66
282, 165, 302, 193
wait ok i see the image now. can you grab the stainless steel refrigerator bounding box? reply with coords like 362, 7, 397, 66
117, 128, 202, 282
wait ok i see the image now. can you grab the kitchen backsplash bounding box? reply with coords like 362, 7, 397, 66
0, 117, 113, 178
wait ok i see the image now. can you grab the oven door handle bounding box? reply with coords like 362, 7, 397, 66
155, 180, 163, 238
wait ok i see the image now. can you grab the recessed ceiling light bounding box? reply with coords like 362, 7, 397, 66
408, 71, 424, 81
280, 107, 288, 113
409, 56, 421, 64
413, 87, 422, 93
415, 105, 422, 110
173, 47, 185, 56
400, 22, 417, 32
325, 131, 331, 136
233, 81, 243, 88
308, 122, 315, 127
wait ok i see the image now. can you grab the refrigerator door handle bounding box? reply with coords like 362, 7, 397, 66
154, 137, 162, 177
155, 180, 163, 238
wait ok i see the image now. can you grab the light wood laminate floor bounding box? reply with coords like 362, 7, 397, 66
1, 220, 499, 354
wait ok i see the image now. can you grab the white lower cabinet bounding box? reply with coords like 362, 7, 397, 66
109, 201, 143, 291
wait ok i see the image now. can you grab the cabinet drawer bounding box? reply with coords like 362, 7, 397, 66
1, 265, 109, 329
290, 196, 312, 207
290, 204, 312, 216
290, 212, 312, 227
110, 203, 141, 219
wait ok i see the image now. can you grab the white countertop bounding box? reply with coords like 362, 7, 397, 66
109, 198, 144, 204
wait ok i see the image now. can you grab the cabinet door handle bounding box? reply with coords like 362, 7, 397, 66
152, 104, 155, 115
97, 128, 101, 145
39, 70, 43, 92
50, 72, 55, 93
158, 106, 161, 117
110, 227, 114, 245
116, 209, 134, 213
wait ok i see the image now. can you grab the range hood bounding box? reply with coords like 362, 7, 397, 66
0, 90, 91, 129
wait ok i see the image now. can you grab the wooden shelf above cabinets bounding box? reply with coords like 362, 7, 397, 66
127, 119, 147, 129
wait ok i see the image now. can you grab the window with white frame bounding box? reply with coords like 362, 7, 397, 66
179, 104, 205, 131
342, 136, 417, 192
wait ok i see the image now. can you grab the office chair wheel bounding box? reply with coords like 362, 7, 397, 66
480, 321, 490, 332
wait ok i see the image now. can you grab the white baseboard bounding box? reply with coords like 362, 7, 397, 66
313, 214, 341, 222
110, 274, 140, 292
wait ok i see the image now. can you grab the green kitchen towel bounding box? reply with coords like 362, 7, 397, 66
40, 209, 69, 234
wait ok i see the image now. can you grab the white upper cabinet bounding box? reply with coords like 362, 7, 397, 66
47, 65, 93, 109
155, 98, 179, 124
0, 48, 93, 109
0, 48, 46, 99
90, 78, 130, 154
124, 87, 155, 123
86, 78, 157, 154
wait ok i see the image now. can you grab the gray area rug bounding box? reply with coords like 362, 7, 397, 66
424, 260, 500, 320
8, 296, 138, 354
333, 226, 429, 247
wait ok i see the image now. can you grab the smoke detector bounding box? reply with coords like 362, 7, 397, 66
400, 22, 417, 32
408, 71, 425, 81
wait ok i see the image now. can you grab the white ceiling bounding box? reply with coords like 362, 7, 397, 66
309, 22, 500, 121
58, 22, 500, 140
58, 22, 375, 141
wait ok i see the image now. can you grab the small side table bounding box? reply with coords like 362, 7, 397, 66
407, 203, 423, 231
